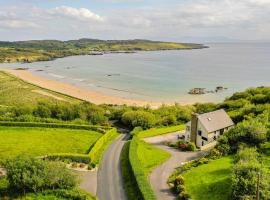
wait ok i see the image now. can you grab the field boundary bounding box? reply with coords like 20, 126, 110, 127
0, 121, 111, 133
129, 136, 156, 200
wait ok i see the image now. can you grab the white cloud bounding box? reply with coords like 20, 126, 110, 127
51, 6, 104, 22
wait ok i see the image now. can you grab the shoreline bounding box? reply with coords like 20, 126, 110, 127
1, 69, 183, 108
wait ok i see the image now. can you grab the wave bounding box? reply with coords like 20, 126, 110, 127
48, 73, 65, 79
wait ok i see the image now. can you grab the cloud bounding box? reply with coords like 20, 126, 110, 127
50, 6, 104, 22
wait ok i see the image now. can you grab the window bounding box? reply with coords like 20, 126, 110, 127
220, 128, 224, 135
198, 130, 202, 136
202, 136, 208, 141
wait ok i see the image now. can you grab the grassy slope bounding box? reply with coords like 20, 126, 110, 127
137, 125, 185, 138
0, 126, 102, 162
137, 139, 171, 175
0, 71, 79, 106
120, 141, 143, 200
182, 156, 233, 200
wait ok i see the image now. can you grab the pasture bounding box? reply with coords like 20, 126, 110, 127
0, 126, 102, 162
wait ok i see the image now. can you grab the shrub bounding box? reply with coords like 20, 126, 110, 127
207, 149, 222, 159
130, 126, 143, 136
186, 142, 196, 152
178, 192, 191, 200
175, 175, 185, 185
46, 153, 91, 164
4, 155, 77, 194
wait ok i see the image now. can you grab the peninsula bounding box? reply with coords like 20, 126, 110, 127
0, 39, 207, 63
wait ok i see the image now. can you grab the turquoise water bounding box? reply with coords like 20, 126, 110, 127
0, 43, 269, 104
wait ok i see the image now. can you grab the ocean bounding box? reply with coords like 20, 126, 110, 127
1, 43, 269, 104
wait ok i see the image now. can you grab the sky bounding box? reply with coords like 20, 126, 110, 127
0, 0, 270, 42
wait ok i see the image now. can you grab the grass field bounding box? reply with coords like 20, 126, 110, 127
182, 156, 233, 200
137, 125, 185, 138
137, 139, 171, 174
0, 126, 102, 162
0, 71, 79, 106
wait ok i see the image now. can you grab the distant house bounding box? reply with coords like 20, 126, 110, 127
185, 109, 234, 149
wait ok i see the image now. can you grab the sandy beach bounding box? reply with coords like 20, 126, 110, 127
1, 69, 172, 107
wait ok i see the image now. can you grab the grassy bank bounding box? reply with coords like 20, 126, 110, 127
0, 126, 102, 162
137, 124, 186, 138
0, 71, 79, 106
182, 156, 233, 200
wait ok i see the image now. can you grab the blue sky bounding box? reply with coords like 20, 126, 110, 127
0, 0, 270, 42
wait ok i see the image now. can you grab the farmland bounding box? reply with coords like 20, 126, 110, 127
0, 126, 102, 162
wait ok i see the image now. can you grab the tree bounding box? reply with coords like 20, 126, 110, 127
5, 155, 77, 194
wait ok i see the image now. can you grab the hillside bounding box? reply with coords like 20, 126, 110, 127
0, 39, 207, 63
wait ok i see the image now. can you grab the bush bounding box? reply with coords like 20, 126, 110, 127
42, 189, 96, 200
4, 155, 77, 194
186, 142, 196, 152
130, 126, 143, 136
46, 153, 91, 164
207, 149, 222, 159
178, 192, 191, 200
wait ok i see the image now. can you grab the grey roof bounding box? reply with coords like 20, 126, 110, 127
197, 109, 234, 133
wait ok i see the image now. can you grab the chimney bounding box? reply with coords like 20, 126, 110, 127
190, 112, 199, 144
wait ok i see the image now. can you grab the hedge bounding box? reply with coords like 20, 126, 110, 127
0, 121, 110, 133
45, 153, 91, 164
89, 128, 120, 165
129, 136, 156, 200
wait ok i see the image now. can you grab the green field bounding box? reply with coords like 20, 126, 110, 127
0, 71, 79, 106
137, 124, 185, 138
182, 156, 233, 200
137, 139, 171, 174
0, 126, 102, 162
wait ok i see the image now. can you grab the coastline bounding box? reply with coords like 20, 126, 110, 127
1, 69, 178, 108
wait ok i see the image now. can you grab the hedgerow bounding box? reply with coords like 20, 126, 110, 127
45, 153, 91, 164
89, 128, 120, 165
0, 121, 109, 133
129, 136, 156, 200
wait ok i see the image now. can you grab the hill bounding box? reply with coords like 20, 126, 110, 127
0, 39, 207, 63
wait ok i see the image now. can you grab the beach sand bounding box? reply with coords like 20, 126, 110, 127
1, 69, 173, 107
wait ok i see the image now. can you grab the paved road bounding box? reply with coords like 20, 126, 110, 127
97, 134, 128, 200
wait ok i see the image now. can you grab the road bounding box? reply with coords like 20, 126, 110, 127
97, 134, 128, 200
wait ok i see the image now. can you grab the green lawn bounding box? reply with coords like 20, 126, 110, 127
137, 125, 185, 138
0, 71, 79, 106
182, 156, 233, 200
0, 126, 102, 162
137, 139, 171, 174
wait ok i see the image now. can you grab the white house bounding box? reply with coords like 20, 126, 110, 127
185, 109, 234, 149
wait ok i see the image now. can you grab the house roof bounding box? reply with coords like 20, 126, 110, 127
197, 109, 234, 133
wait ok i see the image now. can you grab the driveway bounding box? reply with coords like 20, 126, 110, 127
97, 134, 128, 200
142, 130, 185, 145
144, 132, 204, 200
